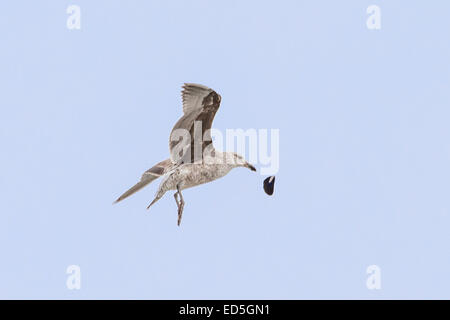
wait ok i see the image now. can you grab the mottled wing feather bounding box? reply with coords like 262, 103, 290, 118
170, 83, 221, 164
142, 158, 173, 177
181, 83, 213, 114
114, 159, 173, 203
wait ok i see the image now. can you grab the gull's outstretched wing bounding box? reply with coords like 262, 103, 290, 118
114, 158, 174, 203
169, 83, 222, 164
181, 83, 215, 115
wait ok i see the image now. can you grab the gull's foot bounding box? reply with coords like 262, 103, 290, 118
176, 184, 185, 227
177, 201, 184, 226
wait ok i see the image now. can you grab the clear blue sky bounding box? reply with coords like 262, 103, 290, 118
1, 1, 450, 299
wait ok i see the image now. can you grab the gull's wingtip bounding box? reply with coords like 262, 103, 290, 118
113, 195, 125, 205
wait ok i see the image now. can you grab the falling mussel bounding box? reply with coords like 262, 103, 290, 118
263, 176, 275, 196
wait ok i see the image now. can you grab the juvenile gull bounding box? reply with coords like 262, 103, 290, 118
114, 83, 256, 226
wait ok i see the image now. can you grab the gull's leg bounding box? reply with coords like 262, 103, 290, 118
176, 184, 185, 227
146, 194, 161, 210
173, 192, 180, 207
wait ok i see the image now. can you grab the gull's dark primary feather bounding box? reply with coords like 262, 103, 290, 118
170, 83, 222, 164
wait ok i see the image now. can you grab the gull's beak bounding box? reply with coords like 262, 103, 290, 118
245, 162, 257, 172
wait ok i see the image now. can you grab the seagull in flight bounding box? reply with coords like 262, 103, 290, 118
114, 83, 256, 226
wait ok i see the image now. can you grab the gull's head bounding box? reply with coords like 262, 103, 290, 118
227, 152, 256, 172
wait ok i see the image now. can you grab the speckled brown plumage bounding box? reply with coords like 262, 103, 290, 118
115, 83, 256, 226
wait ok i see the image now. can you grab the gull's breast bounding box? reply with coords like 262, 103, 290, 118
177, 164, 232, 190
